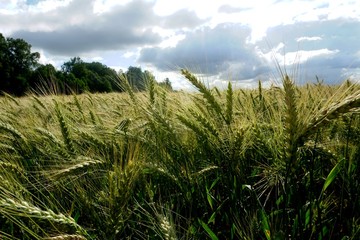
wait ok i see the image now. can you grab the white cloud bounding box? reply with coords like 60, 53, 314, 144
296, 36, 322, 42
1, 0, 360, 89
123, 51, 136, 58
327, 1, 360, 20
90, 56, 103, 61
158, 34, 186, 48
277, 49, 339, 66
0, 0, 21, 14
28, 0, 72, 12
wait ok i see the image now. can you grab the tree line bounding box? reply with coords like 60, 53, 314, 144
0, 33, 172, 96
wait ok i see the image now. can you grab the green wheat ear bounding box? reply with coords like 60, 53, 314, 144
181, 69, 225, 121
33, 95, 48, 110
0, 121, 26, 141
54, 101, 76, 154
0, 198, 89, 237
300, 90, 360, 142
146, 73, 156, 106
283, 74, 299, 164
2, 92, 20, 106
73, 95, 86, 123
225, 81, 233, 125
118, 74, 137, 106
49, 156, 102, 180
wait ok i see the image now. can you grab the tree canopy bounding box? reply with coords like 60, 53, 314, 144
57, 57, 119, 94
0, 33, 40, 95
0, 33, 172, 96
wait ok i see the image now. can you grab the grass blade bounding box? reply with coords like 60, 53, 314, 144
321, 159, 344, 197
198, 219, 219, 240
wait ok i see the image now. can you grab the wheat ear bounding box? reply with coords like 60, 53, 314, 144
0, 122, 26, 141
181, 69, 225, 121
146, 74, 156, 105
299, 90, 360, 142
0, 198, 85, 234
225, 81, 233, 125
54, 102, 76, 154
44, 235, 87, 240
282, 75, 299, 166
118, 74, 137, 106
73, 95, 86, 124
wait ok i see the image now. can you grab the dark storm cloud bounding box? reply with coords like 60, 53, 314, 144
139, 23, 270, 80
7, 0, 206, 56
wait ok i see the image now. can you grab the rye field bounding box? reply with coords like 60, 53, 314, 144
0, 70, 359, 239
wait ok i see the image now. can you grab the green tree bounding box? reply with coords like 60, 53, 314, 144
61, 56, 83, 74
59, 57, 87, 94
0, 33, 40, 95
60, 57, 118, 93
126, 66, 146, 91
158, 77, 173, 91
86, 62, 118, 92
29, 64, 60, 94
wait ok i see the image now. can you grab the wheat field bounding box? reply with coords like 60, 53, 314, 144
0, 70, 359, 239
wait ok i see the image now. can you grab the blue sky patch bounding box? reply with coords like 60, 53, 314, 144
26, 0, 40, 5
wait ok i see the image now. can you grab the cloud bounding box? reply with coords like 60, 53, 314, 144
139, 23, 270, 80
218, 4, 246, 14
296, 36, 322, 42
7, 0, 161, 55
161, 9, 208, 28
2, 0, 359, 87
6, 0, 206, 56
139, 17, 360, 84
261, 18, 360, 82
264, 18, 360, 52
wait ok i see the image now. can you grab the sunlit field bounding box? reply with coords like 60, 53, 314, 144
0, 70, 359, 239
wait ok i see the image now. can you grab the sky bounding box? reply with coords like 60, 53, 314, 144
1, 0, 360, 90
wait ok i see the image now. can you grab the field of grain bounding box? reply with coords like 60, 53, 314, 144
0, 70, 359, 239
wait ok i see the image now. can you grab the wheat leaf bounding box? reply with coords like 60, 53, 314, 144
198, 219, 219, 240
